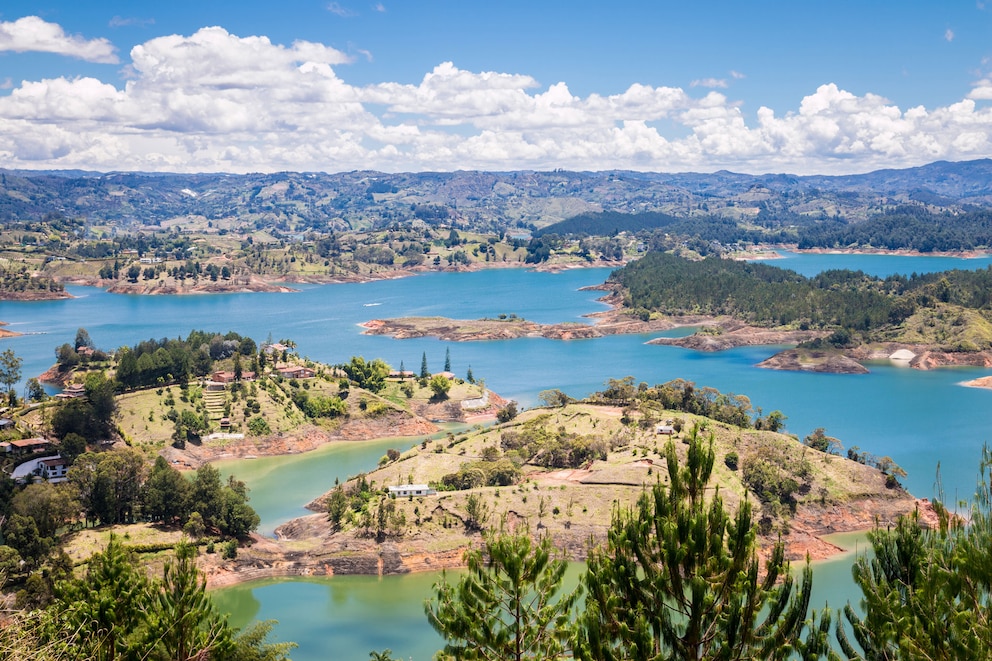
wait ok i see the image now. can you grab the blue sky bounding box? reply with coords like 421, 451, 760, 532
1, 1, 990, 175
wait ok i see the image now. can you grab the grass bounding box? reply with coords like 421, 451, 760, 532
334, 402, 898, 546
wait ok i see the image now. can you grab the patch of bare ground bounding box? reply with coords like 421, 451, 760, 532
962, 375, 992, 389
162, 415, 439, 469
756, 349, 869, 374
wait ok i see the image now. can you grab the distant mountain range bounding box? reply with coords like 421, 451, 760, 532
3, 159, 991, 233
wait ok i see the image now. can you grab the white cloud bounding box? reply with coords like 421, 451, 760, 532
690, 78, 728, 89
327, 3, 357, 17
0, 16, 118, 63
945, 28, 955, 42
968, 78, 992, 99
372, 3, 387, 12
1, 23, 992, 175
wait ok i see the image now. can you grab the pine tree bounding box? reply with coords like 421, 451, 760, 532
466, 365, 474, 383
420, 351, 429, 378
427, 529, 580, 661
837, 447, 992, 660
150, 541, 232, 660
444, 347, 451, 372
576, 424, 820, 661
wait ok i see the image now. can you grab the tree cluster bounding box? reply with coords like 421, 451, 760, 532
115, 329, 257, 390
0, 536, 293, 661
1, 455, 258, 575
797, 206, 992, 253
612, 251, 992, 339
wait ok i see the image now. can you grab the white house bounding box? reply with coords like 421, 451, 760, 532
388, 484, 436, 498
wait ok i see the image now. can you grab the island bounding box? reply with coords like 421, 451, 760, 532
363, 252, 992, 378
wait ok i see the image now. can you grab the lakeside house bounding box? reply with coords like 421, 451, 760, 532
389, 370, 416, 379
655, 424, 675, 435
388, 484, 437, 498
7, 437, 51, 456
264, 342, 290, 355
38, 457, 68, 482
276, 365, 315, 379
56, 383, 86, 399
212, 370, 256, 383
10, 454, 67, 483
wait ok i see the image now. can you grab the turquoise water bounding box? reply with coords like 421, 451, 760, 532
3, 255, 992, 659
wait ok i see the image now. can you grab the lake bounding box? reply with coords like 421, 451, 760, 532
3, 251, 991, 659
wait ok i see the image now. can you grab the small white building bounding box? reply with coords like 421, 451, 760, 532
388, 484, 436, 498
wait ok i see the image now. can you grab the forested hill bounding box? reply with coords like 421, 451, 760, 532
610, 252, 992, 346
796, 206, 992, 252
3, 158, 992, 233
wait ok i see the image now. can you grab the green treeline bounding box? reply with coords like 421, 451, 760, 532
798, 206, 992, 252
535, 211, 785, 249
535, 211, 680, 236
114, 330, 258, 390
612, 252, 992, 336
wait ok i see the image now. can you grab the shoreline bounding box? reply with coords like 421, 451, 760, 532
24, 245, 992, 300
0, 321, 20, 338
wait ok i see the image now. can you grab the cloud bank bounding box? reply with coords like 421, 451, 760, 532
1, 19, 991, 175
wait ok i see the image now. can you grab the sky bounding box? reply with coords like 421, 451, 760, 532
1, 1, 991, 176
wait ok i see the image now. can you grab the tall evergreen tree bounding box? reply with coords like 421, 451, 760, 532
837, 447, 992, 660
149, 541, 232, 660
444, 346, 451, 372
576, 424, 820, 661
426, 529, 580, 661
420, 351, 429, 378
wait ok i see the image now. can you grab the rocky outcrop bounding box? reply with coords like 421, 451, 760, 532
756, 349, 869, 374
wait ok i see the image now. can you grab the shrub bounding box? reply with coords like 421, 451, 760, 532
724, 451, 739, 471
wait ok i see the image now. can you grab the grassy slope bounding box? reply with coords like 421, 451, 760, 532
304, 403, 905, 561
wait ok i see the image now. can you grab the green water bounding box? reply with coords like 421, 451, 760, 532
211, 536, 872, 661
214, 437, 426, 536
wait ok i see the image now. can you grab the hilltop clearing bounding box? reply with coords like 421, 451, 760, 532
192, 399, 918, 585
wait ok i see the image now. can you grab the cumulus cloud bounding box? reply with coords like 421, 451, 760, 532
968, 77, 992, 99
1, 21, 992, 175
0, 16, 118, 63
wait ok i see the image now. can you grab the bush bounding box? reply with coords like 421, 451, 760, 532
222, 540, 238, 560
247, 416, 271, 436
724, 451, 739, 471
496, 402, 518, 423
